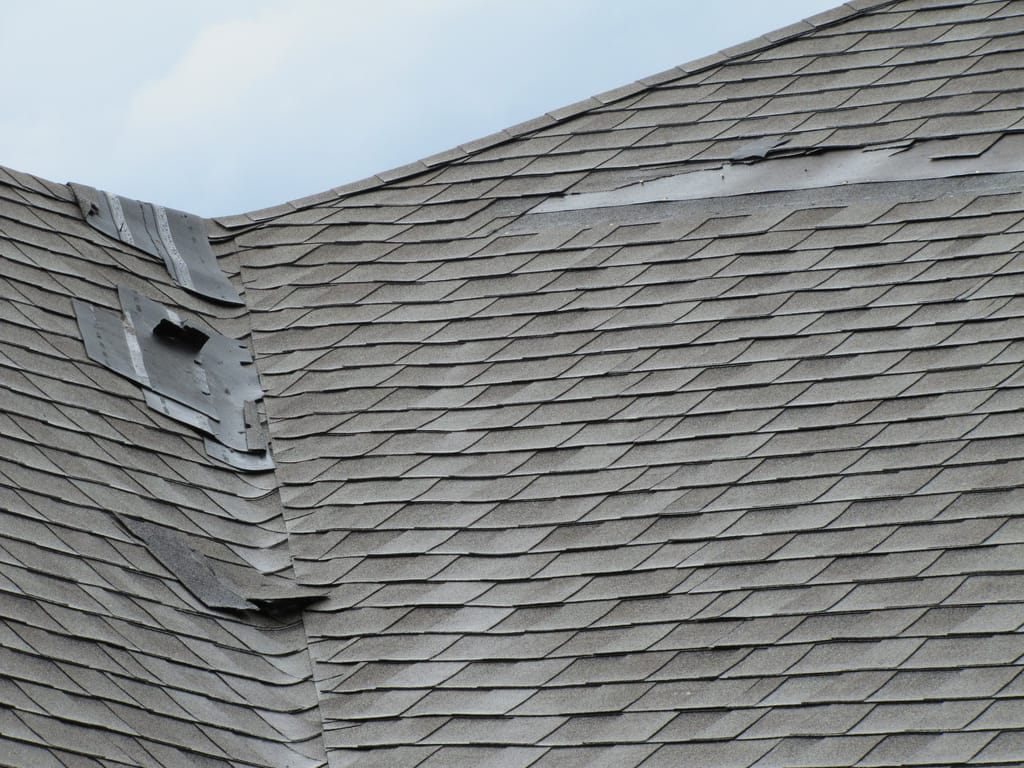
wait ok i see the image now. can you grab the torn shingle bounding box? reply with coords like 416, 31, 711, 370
73, 286, 273, 471
69, 182, 243, 305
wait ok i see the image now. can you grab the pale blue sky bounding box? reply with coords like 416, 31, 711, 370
2, 1, 840, 216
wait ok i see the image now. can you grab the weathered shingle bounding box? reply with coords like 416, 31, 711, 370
7, 0, 1024, 766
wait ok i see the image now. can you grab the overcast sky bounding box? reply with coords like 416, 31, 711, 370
2, 1, 840, 217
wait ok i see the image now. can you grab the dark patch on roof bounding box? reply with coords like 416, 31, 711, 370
70, 182, 244, 304
120, 515, 258, 611
73, 286, 273, 470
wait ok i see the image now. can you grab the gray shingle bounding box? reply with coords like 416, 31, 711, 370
969, 730, 1024, 764
858, 731, 994, 767
629, 677, 782, 712
903, 635, 1024, 669
761, 670, 892, 707
11, 2, 1024, 766
870, 665, 1019, 703
530, 744, 658, 768
641, 740, 778, 768
543, 711, 675, 745
426, 715, 564, 746
752, 735, 882, 768
789, 639, 923, 675
742, 702, 873, 739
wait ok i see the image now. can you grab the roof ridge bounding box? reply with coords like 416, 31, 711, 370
217, 0, 901, 229
0, 162, 78, 202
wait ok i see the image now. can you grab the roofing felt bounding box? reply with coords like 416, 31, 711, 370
3, 0, 1024, 766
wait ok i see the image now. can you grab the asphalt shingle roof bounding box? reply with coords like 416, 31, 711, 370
3, 0, 1024, 765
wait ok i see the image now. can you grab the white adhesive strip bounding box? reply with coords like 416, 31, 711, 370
104, 191, 135, 245
121, 311, 151, 388
154, 205, 195, 290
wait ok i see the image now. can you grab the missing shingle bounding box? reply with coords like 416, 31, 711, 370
504, 171, 1024, 236
69, 182, 244, 305
532, 133, 1024, 215
245, 584, 327, 615
73, 286, 273, 471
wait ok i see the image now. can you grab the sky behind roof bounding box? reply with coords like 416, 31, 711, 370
3, 0, 839, 217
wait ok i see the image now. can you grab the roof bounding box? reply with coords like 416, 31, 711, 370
3, 0, 1024, 765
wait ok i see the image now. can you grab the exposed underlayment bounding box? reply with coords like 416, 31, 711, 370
71, 183, 244, 305
4, 0, 1024, 766
73, 286, 274, 471
534, 132, 1024, 213
512, 168, 1024, 236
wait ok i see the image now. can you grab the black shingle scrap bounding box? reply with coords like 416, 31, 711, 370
73, 286, 273, 471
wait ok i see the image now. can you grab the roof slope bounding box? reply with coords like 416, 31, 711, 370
229, 0, 1024, 765
0, 171, 326, 764
2, 0, 1024, 767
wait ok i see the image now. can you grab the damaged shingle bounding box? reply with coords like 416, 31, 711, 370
119, 516, 257, 611
73, 286, 273, 471
730, 135, 791, 162
534, 133, 1024, 214
69, 182, 243, 305
119, 516, 326, 614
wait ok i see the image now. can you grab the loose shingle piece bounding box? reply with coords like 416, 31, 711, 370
4, 0, 1024, 766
